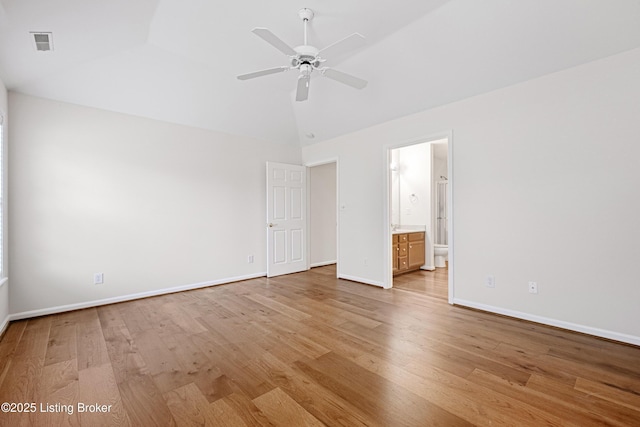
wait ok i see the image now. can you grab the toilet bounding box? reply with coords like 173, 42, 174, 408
434, 244, 448, 268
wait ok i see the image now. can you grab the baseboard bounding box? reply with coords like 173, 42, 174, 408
338, 274, 386, 289
9, 272, 267, 321
453, 298, 640, 347
310, 260, 337, 268
421, 265, 436, 271
0, 314, 10, 339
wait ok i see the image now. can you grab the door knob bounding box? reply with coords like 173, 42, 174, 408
267, 223, 278, 228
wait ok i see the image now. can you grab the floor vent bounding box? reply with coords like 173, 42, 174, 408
31, 32, 53, 52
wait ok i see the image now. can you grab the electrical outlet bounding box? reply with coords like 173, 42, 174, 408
528, 281, 538, 294
93, 273, 104, 285
364, 258, 368, 266
485, 275, 495, 288
247, 255, 254, 264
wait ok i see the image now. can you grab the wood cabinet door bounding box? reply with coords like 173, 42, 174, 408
408, 240, 425, 269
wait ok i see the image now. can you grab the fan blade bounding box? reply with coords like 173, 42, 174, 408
237, 66, 290, 80
321, 68, 367, 89
252, 28, 296, 56
318, 33, 365, 60
296, 75, 310, 102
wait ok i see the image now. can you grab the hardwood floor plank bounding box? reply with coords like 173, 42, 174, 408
117, 301, 157, 336
34, 359, 80, 427
160, 302, 208, 335
207, 398, 251, 427
131, 328, 194, 393
574, 377, 640, 412
296, 322, 373, 361
160, 332, 211, 376
78, 364, 131, 426
75, 309, 110, 370
253, 387, 324, 427
45, 316, 77, 366
99, 322, 148, 385
221, 392, 275, 427
163, 382, 215, 427
0, 320, 27, 388
119, 373, 176, 426
194, 371, 237, 404
12, 316, 51, 361
244, 293, 312, 322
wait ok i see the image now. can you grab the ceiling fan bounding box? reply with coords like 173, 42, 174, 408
237, 8, 367, 101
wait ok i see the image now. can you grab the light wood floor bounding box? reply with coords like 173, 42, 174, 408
393, 264, 449, 300
1, 265, 639, 426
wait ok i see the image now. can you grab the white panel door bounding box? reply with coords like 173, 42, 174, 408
266, 162, 307, 277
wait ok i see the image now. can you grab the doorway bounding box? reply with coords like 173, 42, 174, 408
384, 134, 453, 303
307, 160, 338, 275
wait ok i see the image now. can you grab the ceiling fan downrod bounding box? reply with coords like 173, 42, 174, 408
299, 8, 314, 46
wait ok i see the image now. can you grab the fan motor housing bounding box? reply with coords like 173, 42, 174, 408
293, 45, 320, 68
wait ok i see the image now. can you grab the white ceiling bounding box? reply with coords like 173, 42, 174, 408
1, 0, 640, 146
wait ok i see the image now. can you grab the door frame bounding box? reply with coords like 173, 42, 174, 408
305, 157, 340, 278
382, 131, 454, 303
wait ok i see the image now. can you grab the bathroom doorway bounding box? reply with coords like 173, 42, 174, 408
384, 135, 453, 302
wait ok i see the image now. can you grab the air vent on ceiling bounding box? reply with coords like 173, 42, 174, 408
30, 32, 53, 52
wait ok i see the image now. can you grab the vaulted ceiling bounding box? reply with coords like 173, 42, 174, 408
1, 0, 639, 146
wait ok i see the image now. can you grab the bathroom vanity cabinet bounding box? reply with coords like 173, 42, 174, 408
392, 232, 425, 276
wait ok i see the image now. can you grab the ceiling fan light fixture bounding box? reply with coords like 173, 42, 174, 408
300, 63, 312, 76
236, 8, 367, 101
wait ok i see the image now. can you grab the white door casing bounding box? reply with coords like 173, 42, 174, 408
266, 162, 307, 277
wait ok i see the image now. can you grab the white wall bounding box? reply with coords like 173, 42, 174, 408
0, 78, 8, 334
432, 146, 448, 185
309, 162, 336, 267
8, 93, 301, 316
302, 47, 640, 344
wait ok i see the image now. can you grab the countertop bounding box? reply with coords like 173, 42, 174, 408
392, 228, 426, 235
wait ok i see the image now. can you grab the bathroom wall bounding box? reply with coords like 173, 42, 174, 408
432, 144, 448, 184
397, 143, 431, 227
390, 150, 400, 225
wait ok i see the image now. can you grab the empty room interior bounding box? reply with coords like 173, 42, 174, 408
1, 1, 640, 425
